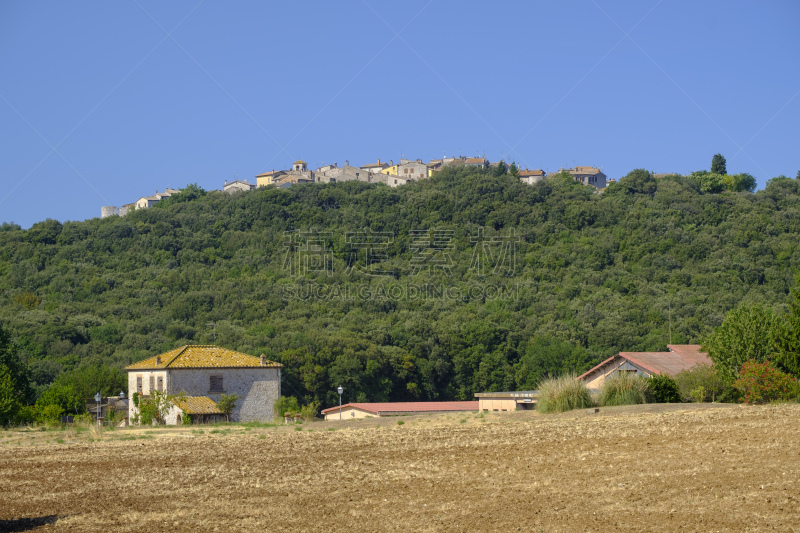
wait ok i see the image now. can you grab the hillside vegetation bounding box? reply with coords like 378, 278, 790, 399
2, 167, 800, 408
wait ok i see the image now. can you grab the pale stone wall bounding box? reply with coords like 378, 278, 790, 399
478, 398, 518, 412
323, 406, 376, 421
583, 360, 648, 390
168, 368, 280, 422
128, 370, 168, 421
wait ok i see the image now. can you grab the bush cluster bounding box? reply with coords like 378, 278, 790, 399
598, 372, 649, 406
537, 375, 594, 413
733, 360, 799, 404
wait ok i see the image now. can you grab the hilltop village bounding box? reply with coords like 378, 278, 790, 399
100, 157, 608, 217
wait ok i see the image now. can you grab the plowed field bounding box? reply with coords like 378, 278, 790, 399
1, 403, 799, 532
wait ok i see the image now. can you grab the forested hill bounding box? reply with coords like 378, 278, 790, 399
2, 167, 800, 407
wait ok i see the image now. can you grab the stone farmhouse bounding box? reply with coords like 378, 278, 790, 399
125, 345, 282, 424
577, 344, 711, 391
519, 169, 546, 185
549, 166, 607, 188
223, 179, 256, 194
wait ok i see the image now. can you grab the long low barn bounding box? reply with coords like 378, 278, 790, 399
321, 401, 478, 421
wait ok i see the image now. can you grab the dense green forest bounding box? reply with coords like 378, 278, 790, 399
1, 165, 800, 411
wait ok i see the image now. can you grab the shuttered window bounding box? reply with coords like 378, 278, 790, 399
149, 376, 155, 392
136, 376, 143, 394
210, 375, 223, 392
157, 377, 164, 392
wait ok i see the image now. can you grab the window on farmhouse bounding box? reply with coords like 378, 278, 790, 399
149, 376, 154, 392
157, 376, 163, 392
210, 375, 224, 392
136, 376, 142, 394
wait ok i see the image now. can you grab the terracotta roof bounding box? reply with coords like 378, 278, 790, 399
256, 170, 286, 178
519, 169, 545, 177
125, 345, 282, 370
464, 157, 488, 165
568, 166, 603, 175
293, 160, 307, 165
172, 396, 224, 415
577, 344, 711, 380
321, 401, 478, 415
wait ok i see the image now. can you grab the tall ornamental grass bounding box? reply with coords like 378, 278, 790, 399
537, 375, 594, 413
599, 372, 649, 406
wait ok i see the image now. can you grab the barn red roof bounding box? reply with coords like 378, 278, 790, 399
577, 344, 711, 380
321, 401, 478, 415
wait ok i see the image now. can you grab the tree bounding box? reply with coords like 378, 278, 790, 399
711, 153, 727, 175
0, 365, 19, 425
508, 162, 520, 178
723, 173, 757, 193
493, 160, 507, 177
705, 304, 782, 382
217, 393, 239, 422
609, 168, 657, 196
775, 272, 800, 377
690, 170, 726, 194
35, 383, 85, 415
0, 324, 32, 405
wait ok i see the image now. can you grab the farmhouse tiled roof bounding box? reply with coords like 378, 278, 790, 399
576, 344, 710, 380
321, 401, 478, 415
464, 157, 488, 165
172, 396, 224, 415
519, 169, 545, 177
125, 345, 282, 370
256, 170, 286, 178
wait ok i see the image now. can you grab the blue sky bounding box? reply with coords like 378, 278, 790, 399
1, 1, 798, 228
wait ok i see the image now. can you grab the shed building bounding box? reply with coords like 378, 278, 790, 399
473, 391, 538, 412
321, 401, 478, 421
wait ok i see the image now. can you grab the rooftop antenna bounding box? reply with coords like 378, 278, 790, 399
207, 322, 216, 344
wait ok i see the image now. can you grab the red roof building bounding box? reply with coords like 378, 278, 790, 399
577, 344, 711, 390
321, 401, 478, 420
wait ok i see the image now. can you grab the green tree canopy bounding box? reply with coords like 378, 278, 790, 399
711, 153, 727, 175
607, 168, 657, 196
705, 304, 782, 382
775, 272, 800, 377
493, 160, 507, 177
0, 324, 32, 405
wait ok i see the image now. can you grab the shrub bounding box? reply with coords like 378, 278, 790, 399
537, 375, 594, 413
13, 405, 37, 425
599, 372, 649, 406
646, 374, 681, 403
217, 393, 239, 422
674, 364, 729, 402
733, 360, 799, 404
299, 401, 320, 421
37, 404, 64, 425
274, 396, 300, 418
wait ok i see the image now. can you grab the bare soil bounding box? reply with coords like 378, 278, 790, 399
1, 402, 798, 532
